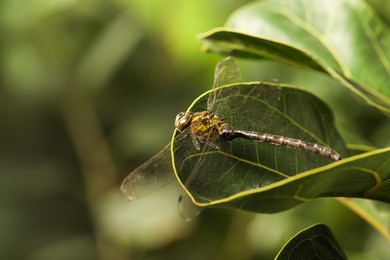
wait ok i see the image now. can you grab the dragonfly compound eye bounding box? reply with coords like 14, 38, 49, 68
175, 111, 193, 131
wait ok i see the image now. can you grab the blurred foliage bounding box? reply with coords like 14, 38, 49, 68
0, 0, 389, 259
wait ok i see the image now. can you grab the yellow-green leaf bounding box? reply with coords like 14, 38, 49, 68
275, 224, 347, 260
170, 83, 390, 213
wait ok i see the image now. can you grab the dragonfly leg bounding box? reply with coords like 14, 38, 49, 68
205, 140, 220, 150
191, 136, 201, 150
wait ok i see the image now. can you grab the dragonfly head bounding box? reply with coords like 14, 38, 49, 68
175, 111, 193, 132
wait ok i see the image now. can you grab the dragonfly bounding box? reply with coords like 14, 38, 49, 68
175, 112, 341, 161
121, 57, 343, 220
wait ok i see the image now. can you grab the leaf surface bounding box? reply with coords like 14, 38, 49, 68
275, 224, 347, 260
169, 82, 390, 213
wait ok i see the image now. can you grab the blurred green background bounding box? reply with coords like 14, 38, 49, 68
1, 0, 389, 259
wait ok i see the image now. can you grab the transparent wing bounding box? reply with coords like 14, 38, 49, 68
213, 56, 242, 88
177, 192, 204, 222
208, 56, 242, 111
211, 57, 282, 124
176, 132, 227, 220
215, 84, 282, 132
177, 57, 243, 219
120, 143, 174, 200
175, 58, 283, 217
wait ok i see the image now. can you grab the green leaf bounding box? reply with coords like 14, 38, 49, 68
171, 82, 390, 213
199, 0, 390, 115
275, 224, 347, 260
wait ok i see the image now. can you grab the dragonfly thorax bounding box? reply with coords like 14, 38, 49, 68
176, 110, 226, 133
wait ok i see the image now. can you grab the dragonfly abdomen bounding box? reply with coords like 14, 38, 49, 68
221, 128, 342, 161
